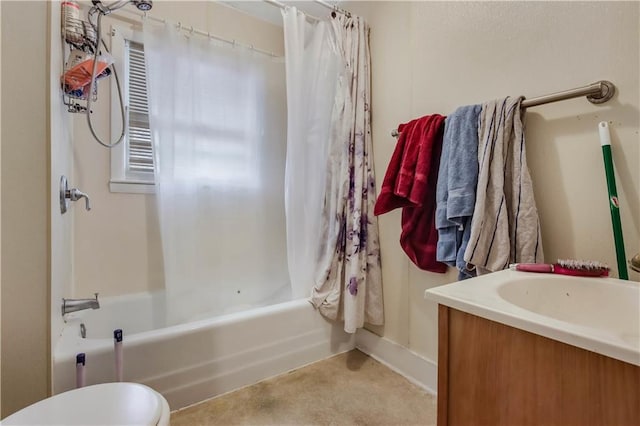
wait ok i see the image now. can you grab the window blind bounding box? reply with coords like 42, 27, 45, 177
126, 40, 154, 176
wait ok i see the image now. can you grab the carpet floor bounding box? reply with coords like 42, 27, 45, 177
170, 349, 437, 425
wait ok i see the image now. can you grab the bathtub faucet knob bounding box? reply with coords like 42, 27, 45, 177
68, 188, 92, 211
60, 176, 92, 213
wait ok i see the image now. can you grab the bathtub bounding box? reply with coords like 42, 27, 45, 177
53, 290, 356, 410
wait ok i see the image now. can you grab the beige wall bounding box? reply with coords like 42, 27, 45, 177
73, 1, 285, 297
349, 1, 639, 362
1, 1, 50, 417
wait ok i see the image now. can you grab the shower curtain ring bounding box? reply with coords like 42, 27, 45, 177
177, 22, 181, 31
190, 26, 194, 35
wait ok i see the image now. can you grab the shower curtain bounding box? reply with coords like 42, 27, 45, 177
143, 21, 289, 324
281, 8, 339, 300
282, 8, 383, 333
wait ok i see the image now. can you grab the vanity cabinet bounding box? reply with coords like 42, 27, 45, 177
437, 305, 640, 426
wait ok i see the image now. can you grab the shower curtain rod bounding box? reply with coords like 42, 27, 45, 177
262, 0, 317, 20
112, 8, 280, 58
113, 1, 351, 53
390, 80, 616, 137
313, 0, 352, 17
263, 0, 350, 18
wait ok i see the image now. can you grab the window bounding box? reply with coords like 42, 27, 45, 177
109, 26, 155, 193
125, 41, 153, 177
109, 25, 264, 194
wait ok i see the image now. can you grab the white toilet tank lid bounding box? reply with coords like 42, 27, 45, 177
1, 383, 165, 425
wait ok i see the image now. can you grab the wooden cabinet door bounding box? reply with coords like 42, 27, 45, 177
438, 305, 640, 426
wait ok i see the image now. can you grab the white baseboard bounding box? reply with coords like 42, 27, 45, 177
355, 328, 437, 395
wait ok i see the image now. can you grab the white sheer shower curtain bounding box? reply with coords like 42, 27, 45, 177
281, 8, 340, 299
143, 21, 289, 324
282, 8, 383, 333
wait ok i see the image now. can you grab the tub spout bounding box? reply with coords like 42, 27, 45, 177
62, 293, 100, 316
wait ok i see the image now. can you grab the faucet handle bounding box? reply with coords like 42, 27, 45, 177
69, 188, 91, 211
60, 176, 92, 213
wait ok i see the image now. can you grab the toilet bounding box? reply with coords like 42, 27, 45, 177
0, 383, 170, 425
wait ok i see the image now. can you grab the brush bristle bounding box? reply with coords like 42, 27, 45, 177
557, 259, 610, 271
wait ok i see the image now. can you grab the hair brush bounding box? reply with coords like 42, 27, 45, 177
509, 259, 610, 277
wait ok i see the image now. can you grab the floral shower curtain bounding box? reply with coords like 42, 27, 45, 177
283, 8, 384, 333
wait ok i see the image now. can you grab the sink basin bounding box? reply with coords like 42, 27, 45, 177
497, 276, 639, 346
425, 270, 640, 366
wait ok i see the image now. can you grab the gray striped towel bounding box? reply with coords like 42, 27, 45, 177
463, 96, 544, 275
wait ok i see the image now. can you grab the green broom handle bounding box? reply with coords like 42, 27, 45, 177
598, 122, 628, 280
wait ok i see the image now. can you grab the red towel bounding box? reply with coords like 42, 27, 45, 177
374, 115, 447, 273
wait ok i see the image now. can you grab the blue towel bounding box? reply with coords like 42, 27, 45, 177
435, 104, 481, 279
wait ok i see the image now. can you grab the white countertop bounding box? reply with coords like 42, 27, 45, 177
425, 270, 640, 366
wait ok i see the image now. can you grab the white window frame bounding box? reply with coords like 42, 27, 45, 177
109, 24, 155, 194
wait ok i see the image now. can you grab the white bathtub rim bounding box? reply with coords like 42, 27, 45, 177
55, 297, 316, 360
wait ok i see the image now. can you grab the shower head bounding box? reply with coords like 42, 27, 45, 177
132, 0, 153, 11
91, 0, 152, 15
